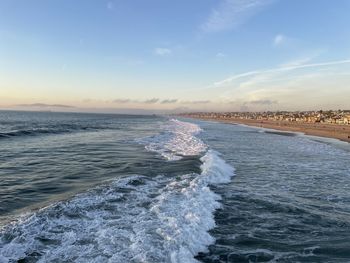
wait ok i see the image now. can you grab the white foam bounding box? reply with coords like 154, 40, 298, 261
139, 119, 207, 161
0, 121, 235, 263
126, 150, 235, 263
0, 175, 161, 262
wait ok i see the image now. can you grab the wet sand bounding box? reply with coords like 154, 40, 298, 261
187, 116, 350, 143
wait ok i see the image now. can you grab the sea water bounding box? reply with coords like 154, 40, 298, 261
0, 111, 349, 262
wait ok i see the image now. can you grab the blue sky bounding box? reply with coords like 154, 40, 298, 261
1, 0, 350, 112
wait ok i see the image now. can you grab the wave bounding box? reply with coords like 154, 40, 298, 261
0, 119, 234, 263
0, 125, 106, 140
0, 129, 63, 139
129, 150, 234, 263
138, 119, 207, 161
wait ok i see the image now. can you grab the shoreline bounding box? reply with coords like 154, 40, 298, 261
184, 116, 350, 143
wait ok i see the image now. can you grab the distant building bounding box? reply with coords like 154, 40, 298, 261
180, 110, 350, 126
344, 115, 350, 125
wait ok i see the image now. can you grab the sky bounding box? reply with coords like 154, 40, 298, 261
0, 0, 350, 113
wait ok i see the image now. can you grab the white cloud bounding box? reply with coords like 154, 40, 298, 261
202, 0, 274, 33
273, 34, 286, 46
154, 48, 172, 56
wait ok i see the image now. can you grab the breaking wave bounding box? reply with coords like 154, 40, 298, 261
138, 119, 207, 161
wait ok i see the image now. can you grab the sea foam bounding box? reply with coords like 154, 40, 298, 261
137, 150, 235, 263
138, 119, 207, 161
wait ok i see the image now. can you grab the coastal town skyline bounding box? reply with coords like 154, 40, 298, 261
1, 0, 350, 112
182, 109, 350, 143
182, 109, 350, 125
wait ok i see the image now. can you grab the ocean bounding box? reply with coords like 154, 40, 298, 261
0, 111, 350, 262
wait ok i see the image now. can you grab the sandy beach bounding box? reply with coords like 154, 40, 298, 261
186, 116, 350, 143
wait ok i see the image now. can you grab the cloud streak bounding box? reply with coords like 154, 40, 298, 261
214, 59, 350, 87
111, 98, 211, 105
161, 99, 178, 104
248, 99, 278, 105
182, 100, 211, 104
113, 99, 131, 104
113, 98, 175, 104
202, 0, 274, 33
16, 103, 75, 108
143, 98, 159, 104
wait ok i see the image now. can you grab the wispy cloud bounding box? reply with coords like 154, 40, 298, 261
143, 98, 159, 104
211, 57, 350, 110
16, 103, 75, 108
182, 100, 211, 104
113, 99, 131, 104
154, 48, 172, 56
215, 59, 350, 87
280, 57, 314, 67
248, 99, 278, 105
161, 99, 178, 104
273, 34, 286, 46
112, 98, 179, 105
277, 49, 327, 67
214, 70, 260, 86
228, 98, 278, 111
272, 34, 299, 47
202, 0, 274, 33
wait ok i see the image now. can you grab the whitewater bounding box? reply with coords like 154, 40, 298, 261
0, 119, 234, 263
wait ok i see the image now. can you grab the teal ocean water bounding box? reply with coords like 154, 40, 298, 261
0, 111, 349, 262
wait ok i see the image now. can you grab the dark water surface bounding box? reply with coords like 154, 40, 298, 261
0, 111, 350, 262
0, 112, 162, 222
193, 119, 350, 262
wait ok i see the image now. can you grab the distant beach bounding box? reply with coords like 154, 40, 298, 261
182, 116, 350, 143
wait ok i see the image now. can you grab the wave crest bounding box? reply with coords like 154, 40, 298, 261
138, 119, 207, 161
